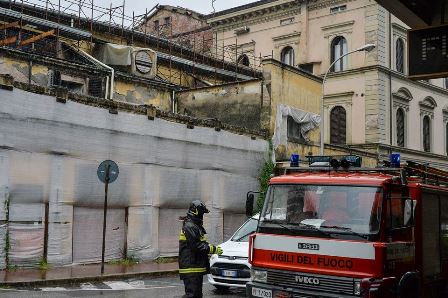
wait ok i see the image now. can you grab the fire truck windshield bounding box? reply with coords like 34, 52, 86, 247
260, 185, 383, 240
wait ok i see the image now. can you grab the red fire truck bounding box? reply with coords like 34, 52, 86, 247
245, 155, 448, 298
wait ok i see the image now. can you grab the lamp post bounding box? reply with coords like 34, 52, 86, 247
319, 43, 376, 155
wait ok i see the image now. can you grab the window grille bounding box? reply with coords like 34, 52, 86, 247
423, 115, 431, 152
330, 5, 347, 13
88, 77, 104, 98
237, 54, 250, 67
396, 108, 405, 147
330, 106, 347, 145
396, 38, 404, 73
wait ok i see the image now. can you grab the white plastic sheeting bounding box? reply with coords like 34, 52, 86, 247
127, 207, 158, 260
272, 104, 321, 150
8, 203, 45, 267
223, 213, 247, 241
97, 43, 133, 66
0, 224, 6, 269
158, 209, 185, 256
0, 87, 268, 266
9, 224, 44, 267
72, 207, 126, 264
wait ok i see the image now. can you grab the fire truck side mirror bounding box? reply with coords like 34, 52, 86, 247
404, 199, 417, 226
246, 193, 256, 217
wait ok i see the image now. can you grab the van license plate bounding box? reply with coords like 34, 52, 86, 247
252, 287, 272, 297
222, 270, 237, 277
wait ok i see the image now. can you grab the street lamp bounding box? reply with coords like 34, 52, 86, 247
319, 43, 376, 155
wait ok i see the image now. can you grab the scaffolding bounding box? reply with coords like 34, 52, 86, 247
0, 0, 266, 88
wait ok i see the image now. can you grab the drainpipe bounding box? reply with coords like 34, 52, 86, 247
79, 49, 114, 100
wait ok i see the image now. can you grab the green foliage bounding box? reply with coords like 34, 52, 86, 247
38, 258, 49, 271
108, 255, 139, 266
4, 197, 9, 267
155, 256, 178, 264
256, 142, 274, 212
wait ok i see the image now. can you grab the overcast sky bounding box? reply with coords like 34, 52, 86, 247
26, 0, 260, 25
116, 0, 260, 15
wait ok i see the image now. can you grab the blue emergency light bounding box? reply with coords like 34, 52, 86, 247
390, 153, 401, 168
290, 154, 299, 167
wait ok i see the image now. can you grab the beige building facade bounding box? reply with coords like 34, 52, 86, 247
208, 0, 448, 166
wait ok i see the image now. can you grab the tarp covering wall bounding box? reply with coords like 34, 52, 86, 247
8, 203, 45, 267
72, 208, 126, 264
0, 224, 6, 269
0, 87, 268, 267
272, 104, 321, 150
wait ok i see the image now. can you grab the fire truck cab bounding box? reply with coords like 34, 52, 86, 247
246, 155, 448, 298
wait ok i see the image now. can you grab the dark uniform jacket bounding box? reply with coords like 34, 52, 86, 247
178, 216, 210, 279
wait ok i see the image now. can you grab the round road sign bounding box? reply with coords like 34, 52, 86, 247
97, 160, 119, 184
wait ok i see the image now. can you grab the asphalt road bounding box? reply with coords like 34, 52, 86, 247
0, 275, 247, 298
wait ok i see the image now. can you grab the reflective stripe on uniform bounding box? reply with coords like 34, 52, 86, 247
179, 231, 206, 242
179, 267, 207, 274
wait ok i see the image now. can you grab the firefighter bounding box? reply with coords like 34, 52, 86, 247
178, 200, 223, 298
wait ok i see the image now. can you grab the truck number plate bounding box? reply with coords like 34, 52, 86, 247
252, 287, 272, 298
222, 270, 237, 277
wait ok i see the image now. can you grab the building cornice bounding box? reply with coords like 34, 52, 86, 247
208, 0, 300, 27
323, 91, 354, 99
262, 58, 323, 83
272, 32, 301, 41
325, 65, 448, 97
321, 20, 355, 32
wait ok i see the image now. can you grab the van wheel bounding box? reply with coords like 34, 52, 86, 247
398, 272, 419, 298
214, 285, 229, 292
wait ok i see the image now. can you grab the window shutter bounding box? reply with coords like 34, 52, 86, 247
396, 108, 405, 147
330, 106, 346, 145
396, 39, 404, 73
423, 116, 431, 152
88, 77, 104, 98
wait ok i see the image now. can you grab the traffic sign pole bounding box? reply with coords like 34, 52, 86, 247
97, 160, 119, 275
101, 164, 110, 275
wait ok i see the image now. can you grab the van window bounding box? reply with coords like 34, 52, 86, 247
231, 218, 258, 242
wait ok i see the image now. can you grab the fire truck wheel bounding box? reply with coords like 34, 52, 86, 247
398, 272, 420, 298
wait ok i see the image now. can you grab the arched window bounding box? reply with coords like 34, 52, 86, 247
237, 54, 250, 67
330, 106, 346, 145
331, 36, 347, 72
281, 46, 295, 66
396, 38, 404, 73
396, 108, 405, 147
423, 115, 431, 152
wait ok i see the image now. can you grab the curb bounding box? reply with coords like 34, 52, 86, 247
0, 269, 179, 288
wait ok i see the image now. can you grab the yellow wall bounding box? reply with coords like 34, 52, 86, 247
263, 60, 322, 160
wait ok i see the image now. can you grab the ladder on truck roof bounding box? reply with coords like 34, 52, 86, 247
404, 161, 448, 186
280, 158, 448, 187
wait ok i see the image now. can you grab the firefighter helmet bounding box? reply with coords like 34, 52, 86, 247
187, 200, 210, 219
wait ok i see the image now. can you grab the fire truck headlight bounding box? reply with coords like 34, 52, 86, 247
354, 281, 361, 295
251, 269, 267, 283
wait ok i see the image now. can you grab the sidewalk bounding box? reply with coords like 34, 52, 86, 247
0, 261, 179, 287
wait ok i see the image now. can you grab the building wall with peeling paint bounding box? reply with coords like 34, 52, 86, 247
177, 59, 324, 160
263, 59, 322, 160
177, 79, 263, 131
0, 50, 174, 110
114, 79, 172, 109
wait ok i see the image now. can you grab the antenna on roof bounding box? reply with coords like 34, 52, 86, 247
211, 0, 217, 15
